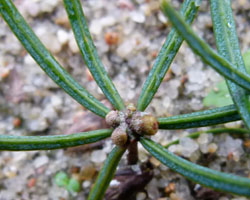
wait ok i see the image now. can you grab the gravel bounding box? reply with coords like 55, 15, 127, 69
0, 0, 250, 199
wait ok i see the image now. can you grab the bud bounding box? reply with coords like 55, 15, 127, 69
105, 110, 120, 127
126, 103, 136, 112
140, 115, 158, 135
130, 112, 158, 136
111, 125, 128, 147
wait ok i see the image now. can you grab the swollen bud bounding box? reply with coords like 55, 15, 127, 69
140, 115, 158, 135
130, 112, 158, 136
105, 110, 120, 127
111, 125, 128, 147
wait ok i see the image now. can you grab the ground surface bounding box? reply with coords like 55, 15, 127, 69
0, 0, 250, 199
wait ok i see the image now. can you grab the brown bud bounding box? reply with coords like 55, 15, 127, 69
130, 112, 158, 136
105, 110, 120, 127
140, 115, 158, 135
111, 125, 128, 147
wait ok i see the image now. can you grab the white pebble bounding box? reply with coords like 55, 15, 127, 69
23, 0, 40, 17
166, 80, 180, 100
146, 178, 160, 199
158, 12, 167, 23
180, 137, 199, 158
100, 16, 117, 27
50, 96, 63, 110
110, 179, 120, 187
68, 33, 80, 53
43, 34, 62, 54
36, 26, 62, 53
40, 0, 59, 13
131, 164, 141, 173
82, 180, 91, 188
188, 70, 207, 84
198, 133, 213, 154
171, 63, 182, 76
197, 133, 213, 144
217, 135, 244, 161
131, 11, 145, 23
90, 19, 103, 35
117, 40, 135, 58
168, 145, 182, 155
42, 105, 58, 122
57, 29, 69, 45
12, 152, 27, 162
90, 150, 107, 164
24, 54, 36, 65
189, 98, 203, 111
33, 155, 49, 168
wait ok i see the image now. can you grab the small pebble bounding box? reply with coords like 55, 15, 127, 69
244, 140, 250, 148
117, 40, 135, 58
27, 177, 36, 188
0, 68, 10, 80
33, 156, 49, 169
131, 11, 145, 23
100, 16, 117, 27
217, 135, 244, 162
146, 179, 160, 199
90, 150, 107, 164
82, 180, 91, 188
207, 143, 218, 154
110, 179, 120, 187
80, 165, 96, 180
136, 192, 146, 200
23, 1, 40, 17
170, 192, 181, 200
0, 1, 248, 199
13, 117, 22, 128
57, 29, 69, 45
180, 137, 199, 158
68, 32, 80, 53
40, 0, 59, 13
86, 69, 94, 81
90, 19, 103, 35
149, 156, 161, 167
165, 182, 176, 194
105, 32, 119, 46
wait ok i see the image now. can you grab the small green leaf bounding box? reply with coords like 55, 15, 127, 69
164, 127, 250, 148
243, 50, 250, 74
141, 137, 250, 197
210, 0, 250, 129
137, 0, 200, 111
158, 105, 240, 129
55, 172, 69, 187
88, 146, 126, 200
67, 178, 81, 194
0, 0, 110, 118
63, 0, 125, 111
0, 129, 112, 151
203, 80, 233, 107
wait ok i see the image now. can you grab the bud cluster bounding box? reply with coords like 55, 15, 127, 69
105, 104, 158, 147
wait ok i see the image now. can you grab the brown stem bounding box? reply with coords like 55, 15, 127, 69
127, 140, 138, 165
